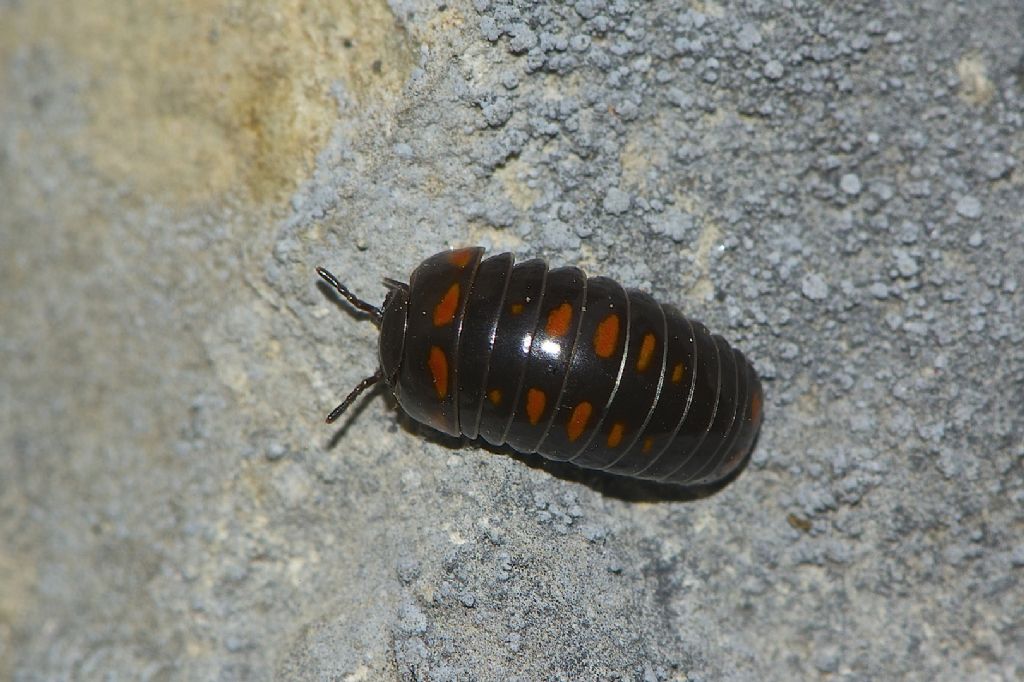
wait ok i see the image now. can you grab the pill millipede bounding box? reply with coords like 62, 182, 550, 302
317, 247, 763, 486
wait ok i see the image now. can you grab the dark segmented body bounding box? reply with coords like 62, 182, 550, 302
360, 247, 763, 486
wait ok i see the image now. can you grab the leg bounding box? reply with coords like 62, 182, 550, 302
316, 266, 382, 322
326, 370, 384, 423
382, 277, 410, 293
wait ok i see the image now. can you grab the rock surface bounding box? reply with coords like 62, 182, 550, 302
2, 0, 1022, 679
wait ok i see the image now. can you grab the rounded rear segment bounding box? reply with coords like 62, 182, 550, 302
660, 334, 740, 483
394, 247, 484, 436
691, 355, 763, 484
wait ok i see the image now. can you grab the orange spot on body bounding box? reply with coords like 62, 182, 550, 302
566, 401, 593, 442
433, 283, 460, 327
487, 388, 502, 406
636, 333, 657, 372
449, 249, 474, 267
671, 361, 685, 383
751, 388, 763, 423
510, 302, 524, 315
546, 303, 573, 337
594, 314, 620, 358
525, 388, 546, 425
642, 437, 654, 454
428, 346, 449, 398
607, 422, 625, 448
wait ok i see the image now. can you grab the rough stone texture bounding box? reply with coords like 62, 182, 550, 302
2, 0, 1022, 680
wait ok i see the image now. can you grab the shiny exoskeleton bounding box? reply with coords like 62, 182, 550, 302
317, 247, 763, 486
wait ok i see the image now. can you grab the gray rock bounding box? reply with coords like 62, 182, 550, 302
955, 195, 983, 219
763, 59, 785, 80
839, 173, 862, 196
3, 1, 1022, 680
602, 187, 631, 215
801, 273, 830, 301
